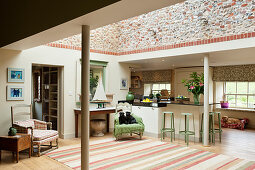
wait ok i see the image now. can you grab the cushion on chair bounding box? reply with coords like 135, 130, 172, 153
31, 130, 58, 141
14, 119, 35, 128
114, 124, 144, 136
33, 134, 59, 145
115, 124, 144, 133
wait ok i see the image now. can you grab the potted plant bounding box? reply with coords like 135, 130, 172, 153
182, 72, 204, 105
220, 101, 229, 108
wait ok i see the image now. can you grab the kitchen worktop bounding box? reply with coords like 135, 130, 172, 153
132, 101, 218, 107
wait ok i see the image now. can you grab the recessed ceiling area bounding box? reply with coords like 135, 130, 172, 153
123, 47, 255, 71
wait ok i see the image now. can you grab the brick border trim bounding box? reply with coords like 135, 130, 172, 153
46, 32, 255, 56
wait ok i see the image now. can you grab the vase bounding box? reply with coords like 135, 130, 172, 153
8, 127, 17, 136
90, 119, 106, 137
126, 92, 134, 101
193, 94, 200, 105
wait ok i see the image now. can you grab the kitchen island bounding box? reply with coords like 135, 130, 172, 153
132, 102, 213, 142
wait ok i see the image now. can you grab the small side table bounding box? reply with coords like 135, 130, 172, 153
0, 134, 31, 163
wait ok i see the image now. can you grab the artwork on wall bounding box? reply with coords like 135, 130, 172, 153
7, 85, 24, 101
8, 68, 25, 83
120, 78, 128, 90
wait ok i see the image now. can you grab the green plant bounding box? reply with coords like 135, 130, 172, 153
182, 72, 204, 96
90, 77, 98, 93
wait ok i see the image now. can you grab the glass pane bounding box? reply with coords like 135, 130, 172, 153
166, 84, 171, 90
152, 90, 159, 95
226, 82, 236, 94
144, 84, 152, 96
248, 96, 255, 108
237, 82, 248, 94
249, 82, 255, 94
152, 84, 159, 90
226, 95, 236, 107
159, 84, 165, 90
236, 95, 247, 108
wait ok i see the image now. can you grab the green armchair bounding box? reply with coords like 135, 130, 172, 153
114, 103, 144, 140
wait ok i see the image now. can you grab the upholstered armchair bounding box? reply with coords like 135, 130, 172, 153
114, 103, 144, 140
11, 104, 58, 156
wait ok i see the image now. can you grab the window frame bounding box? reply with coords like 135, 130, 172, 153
151, 83, 171, 95
223, 81, 255, 109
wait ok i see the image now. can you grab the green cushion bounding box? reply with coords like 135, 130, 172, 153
114, 113, 145, 138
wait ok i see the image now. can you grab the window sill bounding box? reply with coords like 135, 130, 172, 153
215, 107, 255, 112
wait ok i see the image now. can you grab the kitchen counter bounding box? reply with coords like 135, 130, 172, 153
132, 103, 213, 141
132, 101, 218, 107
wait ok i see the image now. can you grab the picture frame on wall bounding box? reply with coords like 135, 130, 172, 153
8, 68, 25, 83
7, 85, 24, 101
120, 78, 128, 90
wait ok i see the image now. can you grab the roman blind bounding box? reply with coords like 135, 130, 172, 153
213, 65, 255, 81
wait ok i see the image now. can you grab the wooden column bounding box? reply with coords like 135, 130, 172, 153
203, 55, 210, 146
81, 25, 90, 170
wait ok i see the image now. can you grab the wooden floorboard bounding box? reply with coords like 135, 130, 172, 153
0, 128, 254, 169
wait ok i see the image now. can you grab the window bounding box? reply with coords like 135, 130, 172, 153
144, 83, 171, 96
224, 82, 255, 108
152, 83, 171, 95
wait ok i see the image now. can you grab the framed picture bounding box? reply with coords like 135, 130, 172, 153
7, 85, 24, 101
8, 68, 25, 83
120, 78, 128, 90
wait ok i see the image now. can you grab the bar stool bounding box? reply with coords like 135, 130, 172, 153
161, 112, 175, 142
210, 112, 222, 143
179, 113, 195, 146
200, 112, 222, 144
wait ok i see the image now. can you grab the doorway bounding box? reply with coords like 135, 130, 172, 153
32, 65, 63, 132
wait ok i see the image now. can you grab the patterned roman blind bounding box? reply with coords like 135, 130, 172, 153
213, 65, 255, 81
142, 70, 172, 83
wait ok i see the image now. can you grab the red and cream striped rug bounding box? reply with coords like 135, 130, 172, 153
46, 138, 255, 170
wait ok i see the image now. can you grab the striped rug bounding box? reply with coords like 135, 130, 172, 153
46, 138, 255, 170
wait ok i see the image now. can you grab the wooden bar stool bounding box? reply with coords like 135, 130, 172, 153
161, 112, 175, 142
179, 113, 195, 146
200, 112, 222, 144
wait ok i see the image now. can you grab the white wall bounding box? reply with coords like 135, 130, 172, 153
75, 53, 131, 105
75, 53, 131, 135
0, 46, 133, 138
174, 67, 213, 103
0, 46, 84, 137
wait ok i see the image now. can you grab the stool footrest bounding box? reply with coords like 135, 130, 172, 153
179, 131, 195, 135
162, 129, 175, 132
